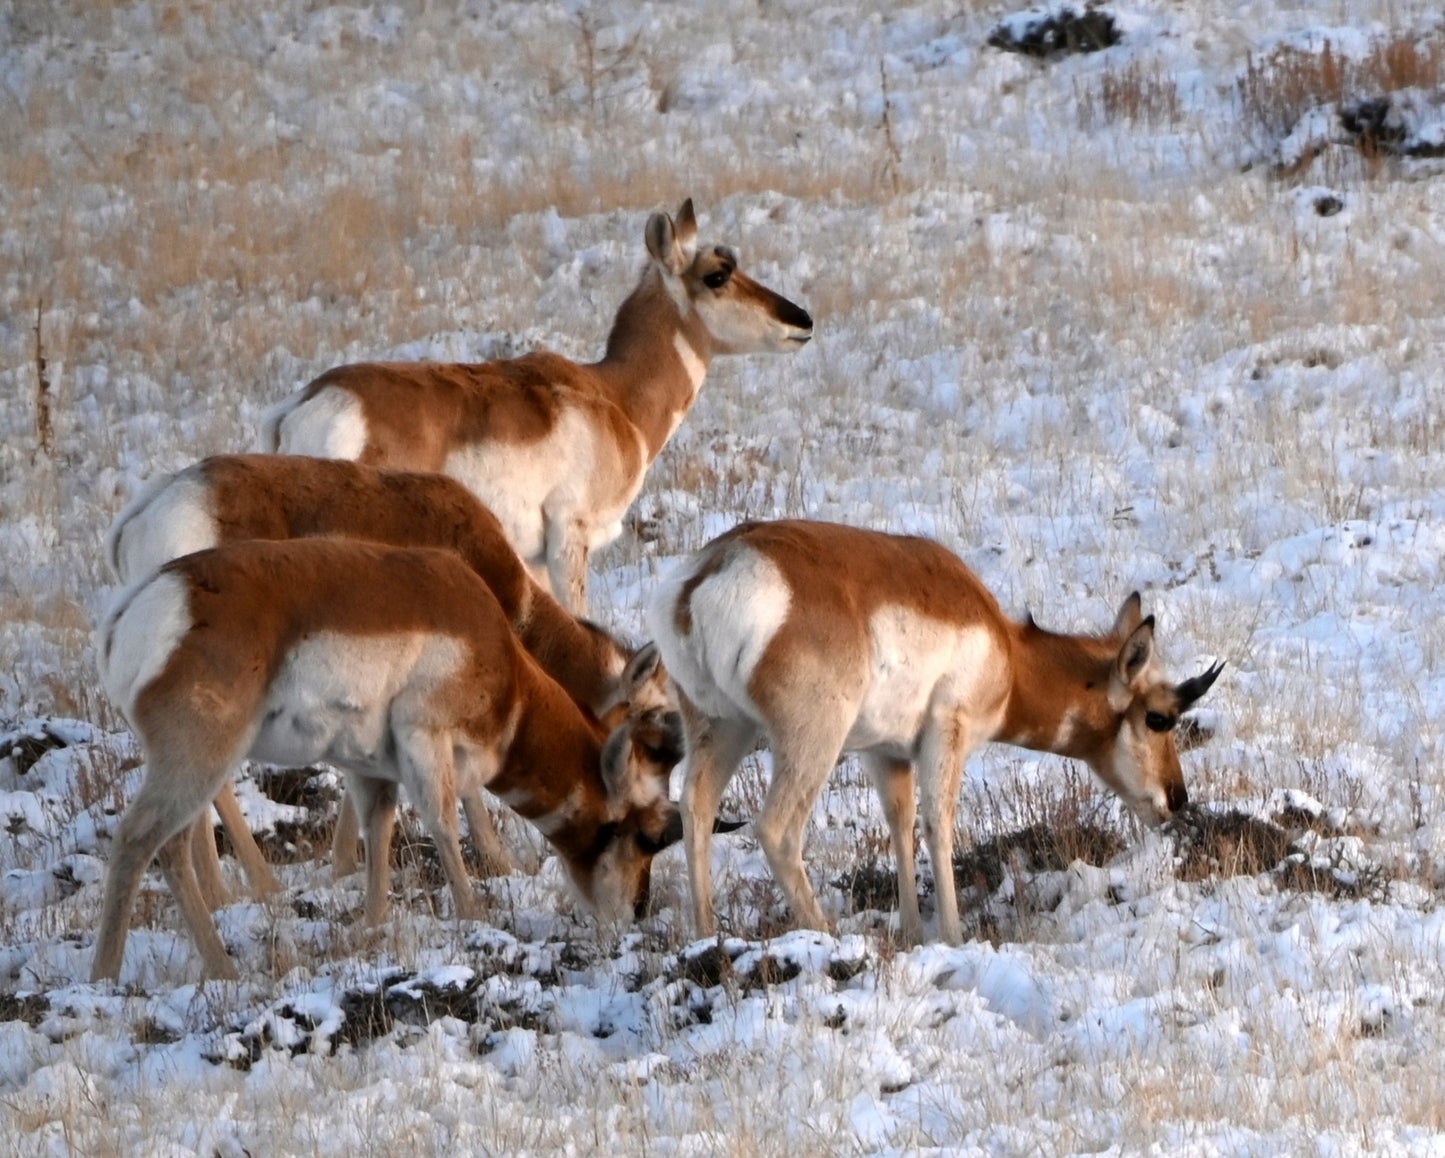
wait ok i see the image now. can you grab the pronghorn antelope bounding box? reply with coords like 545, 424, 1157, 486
265, 199, 814, 614
92, 539, 688, 982
105, 453, 673, 898
647, 519, 1224, 946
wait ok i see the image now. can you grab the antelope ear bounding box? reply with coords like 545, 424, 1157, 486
1112, 592, 1143, 638
645, 205, 695, 275
674, 198, 698, 252
599, 724, 632, 802
1177, 660, 1225, 709
1109, 616, 1155, 710
601, 713, 683, 807
623, 641, 663, 695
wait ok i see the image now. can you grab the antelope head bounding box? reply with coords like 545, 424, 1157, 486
574, 706, 688, 922
645, 199, 814, 355
1089, 593, 1225, 826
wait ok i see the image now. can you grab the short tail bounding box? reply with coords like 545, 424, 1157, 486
260, 391, 304, 452
104, 472, 174, 582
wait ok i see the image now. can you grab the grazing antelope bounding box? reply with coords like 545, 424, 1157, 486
105, 454, 674, 899
647, 520, 1224, 946
265, 199, 814, 614
92, 539, 688, 982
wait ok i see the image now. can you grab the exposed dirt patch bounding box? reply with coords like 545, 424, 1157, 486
254, 766, 339, 810
1275, 855, 1390, 900
336, 984, 392, 1047
1340, 94, 1445, 158
386, 972, 485, 1027
988, 6, 1120, 59
739, 954, 802, 990
131, 1016, 180, 1045
834, 863, 901, 913
6, 731, 66, 776
954, 821, 1126, 894
1168, 808, 1293, 882
0, 991, 49, 1027
671, 943, 733, 989
1167, 805, 1391, 900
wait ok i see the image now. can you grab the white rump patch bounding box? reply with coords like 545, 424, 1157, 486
109, 471, 218, 585
647, 545, 791, 723
99, 572, 193, 723
273, 386, 369, 460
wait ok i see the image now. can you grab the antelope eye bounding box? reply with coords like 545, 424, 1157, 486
703, 269, 730, 289
1145, 711, 1176, 733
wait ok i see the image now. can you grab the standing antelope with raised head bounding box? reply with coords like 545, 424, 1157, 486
647, 519, 1224, 946
105, 454, 675, 900
265, 199, 814, 614
92, 539, 688, 983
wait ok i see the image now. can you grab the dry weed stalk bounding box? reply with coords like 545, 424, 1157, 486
32, 299, 53, 462
879, 59, 903, 196
1084, 58, 1183, 128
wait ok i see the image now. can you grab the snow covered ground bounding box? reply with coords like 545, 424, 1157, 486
3, 1, 1444, 1152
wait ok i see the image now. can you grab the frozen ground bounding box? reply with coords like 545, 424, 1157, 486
2, 1, 1444, 1153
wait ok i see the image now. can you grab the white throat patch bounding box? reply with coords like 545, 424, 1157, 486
672, 332, 707, 394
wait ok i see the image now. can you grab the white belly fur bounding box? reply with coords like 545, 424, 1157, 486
847, 611, 998, 751
444, 408, 614, 567
248, 631, 464, 778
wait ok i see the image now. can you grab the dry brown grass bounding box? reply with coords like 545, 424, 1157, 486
1239, 32, 1445, 142
1079, 58, 1184, 130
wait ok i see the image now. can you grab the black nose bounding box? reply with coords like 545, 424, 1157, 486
780, 299, 813, 332
1166, 782, 1189, 813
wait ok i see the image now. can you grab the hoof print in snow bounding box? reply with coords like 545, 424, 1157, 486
988, 5, 1120, 59
1313, 193, 1345, 216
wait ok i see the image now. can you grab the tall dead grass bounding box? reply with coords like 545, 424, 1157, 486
1238, 32, 1445, 142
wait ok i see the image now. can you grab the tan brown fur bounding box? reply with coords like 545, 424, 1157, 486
109, 453, 672, 898
649, 519, 1222, 946
92, 539, 684, 982
267, 199, 813, 614
192, 454, 640, 713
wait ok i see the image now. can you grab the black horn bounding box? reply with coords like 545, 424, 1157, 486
1176, 660, 1225, 709
713, 816, 748, 834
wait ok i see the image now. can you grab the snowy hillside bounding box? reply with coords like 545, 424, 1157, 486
2, 1, 1444, 1153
